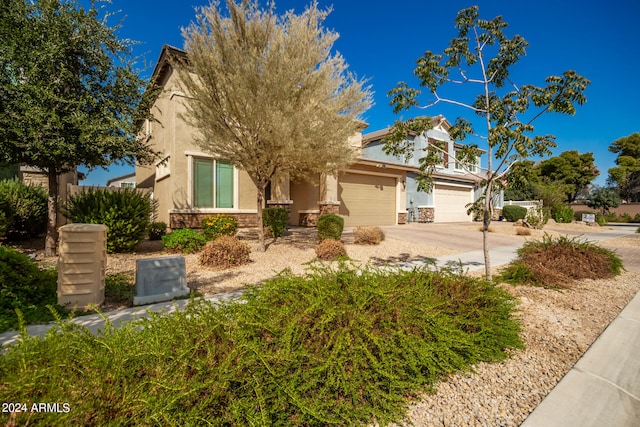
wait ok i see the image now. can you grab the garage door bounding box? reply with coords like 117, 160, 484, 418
434, 184, 472, 222
339, 173, 396, 226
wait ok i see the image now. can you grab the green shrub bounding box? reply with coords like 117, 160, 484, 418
595, 213, 607, 226
502, 205, 527, 222
65, 188, 156, 253
0, 246, 65, 332
525, 206, 547, 229
162, 228, 207, 254
0, 198, 12, 239
262, 207, 288, 237
0, 264, 523, 425
148, 222, 167, 240
0, 178, 47, 240
317, 213, 344, 241
633, 213, 640, 223
603, 211, 618, 223
550, 204, 574, 223
499, 261, 540, 286
201, 214, 238, 240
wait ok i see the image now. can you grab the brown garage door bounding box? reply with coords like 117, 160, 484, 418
434, 184, 472, 222
339, 173, 396, 226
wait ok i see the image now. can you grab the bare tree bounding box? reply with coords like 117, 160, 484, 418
176, 0, 372, 251
385, 6, 589, 279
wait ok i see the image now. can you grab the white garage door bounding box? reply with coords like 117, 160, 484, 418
434, 184, 473, 222
339, 173, 396, 226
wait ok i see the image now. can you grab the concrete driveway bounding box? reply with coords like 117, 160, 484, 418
380, 222, 529, 252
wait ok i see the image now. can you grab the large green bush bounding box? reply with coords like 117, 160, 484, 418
262, 207, 288, 237
0, 198, 12, 239
317, 213, 344, 241
65, 188, 156, 253
501, 205, 527, 222
0, 178, 47, 240
550, 204, 574, 223
162, 228, 207, 254
0, 246, 65, 332
0, 264, 522, 425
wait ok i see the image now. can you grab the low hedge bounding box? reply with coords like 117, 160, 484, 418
502, 205, 527, 222
1, 264, 523, 426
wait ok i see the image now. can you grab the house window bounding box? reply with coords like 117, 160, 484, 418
455, 152, 464, 171
454, 151, 478, 173
428, 138, 448, 167
193, 158, 234, 208
120, 182, 135, 189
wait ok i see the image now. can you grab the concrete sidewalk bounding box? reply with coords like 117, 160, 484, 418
521, 290, 640, 426
1, 225, 639, 427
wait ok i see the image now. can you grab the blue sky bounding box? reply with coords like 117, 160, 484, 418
81, 0, 640, 187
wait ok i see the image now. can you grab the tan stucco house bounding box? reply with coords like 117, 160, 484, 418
137, 45, 484, 230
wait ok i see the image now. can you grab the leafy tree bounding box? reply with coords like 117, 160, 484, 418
0, 0, 158, 256
587, 186, 621, 214
384, 6, 590, 279
537, 150, 598, 203
607, 133, 640, 202
503, 160, 538, 201
177, 0, 372, 251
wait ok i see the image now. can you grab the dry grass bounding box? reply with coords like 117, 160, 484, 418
353, 226, 385, 245
516, 227, 532, 236
199, 236, 251, 270
316, 239, 347, 260
521, 246, 616, 288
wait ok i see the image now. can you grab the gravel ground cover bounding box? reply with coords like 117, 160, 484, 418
396, 225, 640, 426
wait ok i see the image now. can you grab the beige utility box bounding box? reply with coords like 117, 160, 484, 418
57, 224, 107, 310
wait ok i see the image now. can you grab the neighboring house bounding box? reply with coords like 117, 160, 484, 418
19, 165, 80, 226
106, 172, 136, 188
361, 116, 489, 223
137, 45, 489, 229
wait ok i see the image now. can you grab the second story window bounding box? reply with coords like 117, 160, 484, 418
428, 138, 448, 168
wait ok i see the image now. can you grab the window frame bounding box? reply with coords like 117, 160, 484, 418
186, 152, 239, 211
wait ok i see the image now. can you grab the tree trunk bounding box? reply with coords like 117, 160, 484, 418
482, 179, 493, 281
255, 183, 266, 252
45, 170, 59, 257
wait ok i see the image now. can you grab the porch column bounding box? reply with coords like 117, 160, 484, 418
266, 172, 293, 223
319, 172, 340, 215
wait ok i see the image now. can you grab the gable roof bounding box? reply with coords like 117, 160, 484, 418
362, 115, 452, 146
106, 172, 136, 187
149, 44, 187, 88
